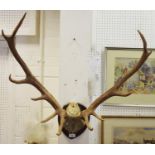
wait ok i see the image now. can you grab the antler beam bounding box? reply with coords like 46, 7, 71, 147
81, 30, 152, 130
2, 13, 66, 135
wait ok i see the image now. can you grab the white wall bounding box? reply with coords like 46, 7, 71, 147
6, 11, 60, 143
42, 11, 60, 144
91, 10, 155, 144
59, 11, 92, 144
3, 10, 155, 144
0, 10, 93, 144
0, 41, 10, 143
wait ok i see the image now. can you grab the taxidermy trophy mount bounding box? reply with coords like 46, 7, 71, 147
1, 13, 152, 139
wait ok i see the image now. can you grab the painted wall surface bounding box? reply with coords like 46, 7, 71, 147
0, 41, 10, 143
59, 11, 92, 144
0, 10, 93, 144
2, 10, 155, 144
91, 10, 155, 144
3, 11, 60, 144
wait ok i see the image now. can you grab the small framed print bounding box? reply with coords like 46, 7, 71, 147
105, 47, 155, 105
101, 116, 155, 144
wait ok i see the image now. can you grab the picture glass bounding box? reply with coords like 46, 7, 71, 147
102, 117, 155, 144
106, 48, 155, 105
113, 127, 155, 144
115, 58, 155, 94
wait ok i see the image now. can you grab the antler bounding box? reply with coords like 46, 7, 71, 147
2, 13, 66, 135
81, 30, 152, 130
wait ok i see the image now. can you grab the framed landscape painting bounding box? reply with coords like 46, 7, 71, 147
101, 116, 155, 144
105, 47, 155, 105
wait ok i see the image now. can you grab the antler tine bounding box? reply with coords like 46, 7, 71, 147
2, 13, 66, 135
57, 116, 65, 136
2, 13, 27, 40
114, 31, 152, 90
9, 74, 28, 84
138, 30, 147, 51
12, 13, 27, 37
81, 30, 152, 130
2, 13, 33, 78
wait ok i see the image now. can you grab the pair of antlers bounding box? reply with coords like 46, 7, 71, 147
2, 13, 152, 135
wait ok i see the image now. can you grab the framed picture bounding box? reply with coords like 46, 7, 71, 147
105, 47, 155, 105
101, 116, 155, 144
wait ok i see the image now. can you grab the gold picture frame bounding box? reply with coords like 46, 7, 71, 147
101, 115, 155, 144
105, 47, 155, 105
